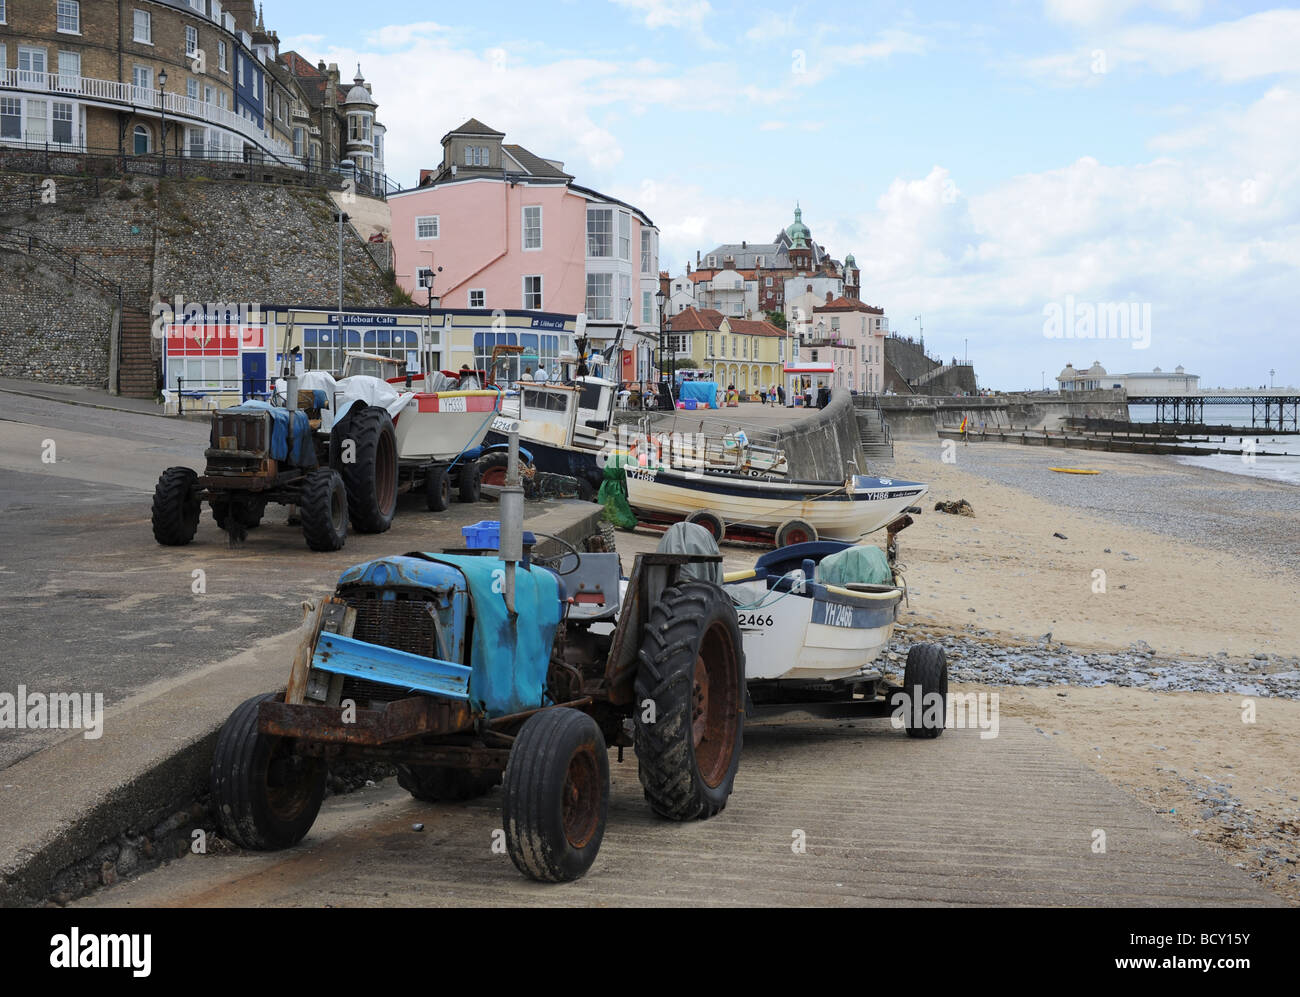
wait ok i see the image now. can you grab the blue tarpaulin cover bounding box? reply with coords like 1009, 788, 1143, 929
227, 400, 315, 467
410, 553, 561, 717
679, 381, 719, 408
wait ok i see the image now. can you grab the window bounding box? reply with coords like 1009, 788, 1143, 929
133, 9, 151, 43
765, 277, 772, 287
292, 127, 304, 157
237, 57, 244, 86
463, 145, 488, 166
468, 289, 485, 309
51, 101, 73, 144
131, 64, 151, 97
415, 216, 439, 239
187, 77, 199, 100
0, 0, 5, 22
415, 268, 433, 289
203, 84, 213, 104
56, 50, 79, 90
185, 25, 198, 57
56, 1, 79, 33
586, 208, 612, 257
473, 332, 517, 378
218, 40, 226, 71
640, 229, 653, 273
642, 290, 652, 324
348, 114, 370, 142
619, 274, 631, 319
618, 212, 630, 261
732, 337, 737, 358
522, 205, 542, 250
18, 46, 47, 85
585, 273, 612, 320
523, 275, 542, 310
831, 317, 840, 333
133, 123, 150, 154
0, 98, 20, 140
706, 333, 714, 356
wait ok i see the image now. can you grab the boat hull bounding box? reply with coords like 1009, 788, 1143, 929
727, 576, 902, 680
625, 468, 927, 540
392, 391, 502, 461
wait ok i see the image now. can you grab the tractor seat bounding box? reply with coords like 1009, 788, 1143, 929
555, 552, 622, 623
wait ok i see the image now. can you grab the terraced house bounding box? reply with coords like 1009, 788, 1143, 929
0, 0, 386, 186
667, 306, 786, 394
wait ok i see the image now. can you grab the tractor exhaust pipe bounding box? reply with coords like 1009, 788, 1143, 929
499, 425, 524, 615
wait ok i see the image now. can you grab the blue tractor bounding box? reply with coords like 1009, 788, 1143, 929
209, 512, 743, 882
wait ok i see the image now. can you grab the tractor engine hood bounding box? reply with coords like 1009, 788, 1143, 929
333, 553, 561, 718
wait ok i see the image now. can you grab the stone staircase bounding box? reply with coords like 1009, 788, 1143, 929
854, 402, 894, 463
118, 308, 158, 399
912, 362, 956, 389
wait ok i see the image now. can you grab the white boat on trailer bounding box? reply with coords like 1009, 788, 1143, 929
624, 465, 928, 544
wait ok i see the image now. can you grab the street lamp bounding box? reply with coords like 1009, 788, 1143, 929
158, 69, 168, 175
655, 287, 668, 410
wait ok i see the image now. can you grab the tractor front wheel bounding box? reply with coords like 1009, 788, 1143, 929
633, 581, 744, 820
502, 707, 609, 883
151, 466, 201, 546
299, 469, 348, 551
210, 693, 326, 849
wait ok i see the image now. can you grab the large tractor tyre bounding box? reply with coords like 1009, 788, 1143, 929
332, 405, 398, 534
684, 510, 726, 543
299, 469, 348, 552
478, 451, 510, 487
210, 692, 326, 850
457, 459, 482, 503
633, 580, 745, 821
425, 465, 451, 511
775, 518, 818, 547
901, 642, 948, 739
151, 466, 201, 546
396, 764, 501, 802
502, 707, 609, 883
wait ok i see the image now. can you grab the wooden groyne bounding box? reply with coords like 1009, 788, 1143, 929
936, 427, 1299, 458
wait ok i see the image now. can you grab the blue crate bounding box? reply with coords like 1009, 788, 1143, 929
462, 521, 537, 551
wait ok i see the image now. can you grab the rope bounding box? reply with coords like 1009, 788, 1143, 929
445, 385, 505, 472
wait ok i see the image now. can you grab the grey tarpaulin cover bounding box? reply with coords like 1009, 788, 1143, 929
815, 544, 893, 586
655, 521, 723, 586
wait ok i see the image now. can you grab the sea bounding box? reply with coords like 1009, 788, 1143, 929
1126, 404, 1300, 486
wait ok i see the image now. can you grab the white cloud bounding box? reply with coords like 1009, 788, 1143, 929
790, 29, 928, 87
1044, 0, 1202, 26
608, 0, 712, 30
759, 120, 788, 131
1022, 9, 1300, 85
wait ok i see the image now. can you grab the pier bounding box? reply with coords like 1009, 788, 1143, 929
1126, 389, 1300, 431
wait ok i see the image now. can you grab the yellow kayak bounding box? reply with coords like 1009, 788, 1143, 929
1049, 467, 1100, 475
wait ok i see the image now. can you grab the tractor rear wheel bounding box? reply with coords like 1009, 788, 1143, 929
299, 469, 348, 551
151, 466, 201, 546
397, 764, 500, 802
901, 643, 948, 739
332, 405, 398, 533
502, 707, 609, 883
633, 581, 744, 820
210, 693, 326, 850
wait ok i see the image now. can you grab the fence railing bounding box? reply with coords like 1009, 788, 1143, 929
174, 377, 272, 415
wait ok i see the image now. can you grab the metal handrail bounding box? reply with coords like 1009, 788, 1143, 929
0, 228, 122, 303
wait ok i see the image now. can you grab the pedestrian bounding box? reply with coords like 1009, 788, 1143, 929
535, 363, 547, 382
523, 366, 534, 381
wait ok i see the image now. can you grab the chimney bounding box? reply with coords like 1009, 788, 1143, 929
826, 291, 833, 303
723, 256, 736, 270
686, 261, 691, 273
419, 169, 435, 186
696, 250, 701, 265
741, 240, 746, 249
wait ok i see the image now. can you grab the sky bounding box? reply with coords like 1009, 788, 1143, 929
268, 0, 1299, 390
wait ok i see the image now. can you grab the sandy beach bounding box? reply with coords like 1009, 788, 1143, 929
616, 436, 1300, 902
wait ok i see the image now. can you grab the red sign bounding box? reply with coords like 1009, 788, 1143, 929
621, 350, 634, 377
165, 324, 264, 356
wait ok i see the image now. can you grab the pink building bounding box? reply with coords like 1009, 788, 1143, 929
388, 119, 660, 375
811, 296, 888, 394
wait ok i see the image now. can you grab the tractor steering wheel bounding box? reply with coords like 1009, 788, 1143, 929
530, 531, 583, 576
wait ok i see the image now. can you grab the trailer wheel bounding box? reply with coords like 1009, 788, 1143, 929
457, 459, 482, 503
503, 707, 609, 883
210, 692, 326, 850
684, 510, 726, 542
151, 466, 201, 546
775, 518, 818, 547
425, 465, 451, 511
634, 581, 744, 820
901, 643, 948, 739
299, 469, 348, 551
397, 764, 500, 802
332, 405, 398, 534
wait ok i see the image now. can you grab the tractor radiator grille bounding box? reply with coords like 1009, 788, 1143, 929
337, 591, 440, 707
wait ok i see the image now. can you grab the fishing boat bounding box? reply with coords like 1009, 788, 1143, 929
623, 465, 928, 544
483, 377, 617, 492
722, 540, 904, 682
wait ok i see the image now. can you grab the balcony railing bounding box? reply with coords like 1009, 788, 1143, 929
0, 68, 291, 161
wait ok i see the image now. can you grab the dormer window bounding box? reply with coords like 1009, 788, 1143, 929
464, 145, 489, 167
